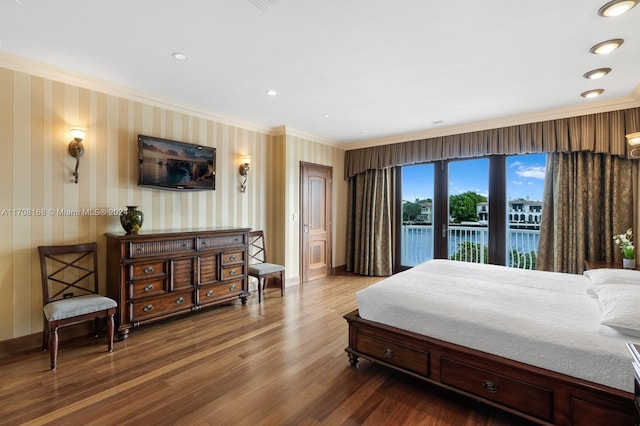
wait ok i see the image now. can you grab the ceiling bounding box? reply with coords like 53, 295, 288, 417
1, 0, 640, 148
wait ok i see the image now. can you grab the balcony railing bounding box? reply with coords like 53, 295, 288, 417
401, 225, 540, 270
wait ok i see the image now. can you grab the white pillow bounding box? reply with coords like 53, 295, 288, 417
583, 268, 640, 295
592, 284, 640, 337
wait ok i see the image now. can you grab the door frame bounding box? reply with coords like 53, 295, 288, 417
299, 161, 333, 283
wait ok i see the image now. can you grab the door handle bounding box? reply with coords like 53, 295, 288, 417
303, 224, 309, 233
442, 224, 448, 238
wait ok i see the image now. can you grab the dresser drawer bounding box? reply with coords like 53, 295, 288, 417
128, 260, 168, 280
356, 332, 429, 376
197, 234, 245, 250
440, 357, 552, 421
129, 279, 167, 299
221, 265, 244, 281
198, 282, 243, 304
127, 239, 195, 258
221, 251, 244, 265
130, 291, 194, 322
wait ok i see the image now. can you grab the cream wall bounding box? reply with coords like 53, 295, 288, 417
282, 132, 348, 281
0, 66, 347, 342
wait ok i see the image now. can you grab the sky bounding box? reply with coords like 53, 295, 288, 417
402, 153, 547, 202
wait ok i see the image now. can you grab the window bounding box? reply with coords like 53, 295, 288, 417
448, 158, 489, 263
400, 164, 434, 267
506, 153, 546, 270
398, 154, 546, 270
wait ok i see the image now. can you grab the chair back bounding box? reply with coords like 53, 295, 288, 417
248, 230, 269, 265
38, 242, 100, 305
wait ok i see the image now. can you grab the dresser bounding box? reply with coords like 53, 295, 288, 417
105, 228, 250, 339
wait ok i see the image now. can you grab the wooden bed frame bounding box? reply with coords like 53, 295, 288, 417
344, 309, 636, 425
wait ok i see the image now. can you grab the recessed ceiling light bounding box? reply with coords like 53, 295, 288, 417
171, 52, 188, 61
598, 0, 638, 17
362, 129, 368, 133
265, 89, 277, 96
323, 113, 330, 118
580, 89, 604, 98
589, 39, 624, 54
583, 68, 612, 79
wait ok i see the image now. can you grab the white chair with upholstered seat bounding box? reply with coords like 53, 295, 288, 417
38, 242, 117, 370
248, 230, 285, 303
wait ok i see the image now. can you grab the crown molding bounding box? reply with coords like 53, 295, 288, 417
343, 94, 640, 151
0, 51, 275, 137
280, 126, 342, 148
3, 50, 639, 152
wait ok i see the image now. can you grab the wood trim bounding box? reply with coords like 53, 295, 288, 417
344, 310, 635, 426
300, 162, 333, 282
434, 160, 449, 259
0, 323, 93, 359
489, 155, 506, 265
331, 264, 347, 275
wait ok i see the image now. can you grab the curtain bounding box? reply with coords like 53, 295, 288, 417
346, 168, 393, 276
344, 107, 640, 179
537, 152, 633, 274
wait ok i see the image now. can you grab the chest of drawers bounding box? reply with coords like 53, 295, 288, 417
105, 228, 250, 339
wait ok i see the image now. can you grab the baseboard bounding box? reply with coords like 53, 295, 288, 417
332, 264, 347, 275
0, 322, 93, 359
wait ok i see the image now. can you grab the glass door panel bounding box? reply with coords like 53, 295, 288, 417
401, 164, 434, 266
506, 153, 546, 269
448, 158, 489, 263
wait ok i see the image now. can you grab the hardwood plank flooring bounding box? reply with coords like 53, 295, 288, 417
0, 274, 535, 426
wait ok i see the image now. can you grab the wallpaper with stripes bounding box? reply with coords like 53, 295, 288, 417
0, 66, 347, 341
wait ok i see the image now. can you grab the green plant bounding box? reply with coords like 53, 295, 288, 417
613, 228, 634, 259
450, 242, 488, 264
509, 249, 537, 269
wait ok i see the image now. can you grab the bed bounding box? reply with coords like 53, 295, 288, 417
344, 259, 640, 425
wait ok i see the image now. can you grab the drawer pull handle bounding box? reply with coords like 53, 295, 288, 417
176, 296, 185, 304
143, 304, 153, 312
229, 269, 237, 276
229, 284, 237, 291
230, 255, 237, 261
482, 380, 498, 394
383, 348, 394, 358
144, 284, 154, 292
144, 266, 153, 274
206, 290, 214, 297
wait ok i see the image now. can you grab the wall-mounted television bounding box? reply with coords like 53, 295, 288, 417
138, 135, 216, 191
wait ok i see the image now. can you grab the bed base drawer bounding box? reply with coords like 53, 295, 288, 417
440, 357, 553, 421
344, 310, 635, 426
356, 332, 429, 377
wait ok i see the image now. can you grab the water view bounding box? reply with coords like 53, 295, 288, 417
401, 225, 540, 268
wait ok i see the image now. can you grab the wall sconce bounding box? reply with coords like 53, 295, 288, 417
627, 132, 640, 145
68, 128, 86, 183
626, 132, 640, 159
239, 155, 251, 193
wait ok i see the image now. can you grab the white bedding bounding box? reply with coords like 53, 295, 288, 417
356, 259, 640, 392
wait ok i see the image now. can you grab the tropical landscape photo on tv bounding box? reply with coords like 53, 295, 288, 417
138, 135, 216, 191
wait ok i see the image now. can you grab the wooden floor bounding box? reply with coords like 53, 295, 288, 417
0, 274, 536, 426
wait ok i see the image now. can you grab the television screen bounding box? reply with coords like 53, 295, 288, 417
138, 135, 216, 191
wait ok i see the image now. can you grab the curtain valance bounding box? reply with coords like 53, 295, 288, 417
344, 107, 640, 179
